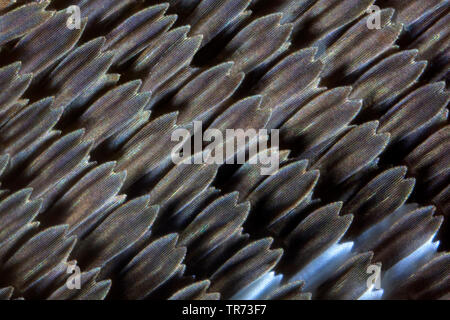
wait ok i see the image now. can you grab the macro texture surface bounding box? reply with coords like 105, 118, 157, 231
0, 0, 448, 300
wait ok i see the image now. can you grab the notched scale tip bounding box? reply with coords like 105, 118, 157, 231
356, 205, 443, 270
169, 186, 221, 231
311, 121, 390, 186
250, 0, 315, 25
103, 109, 151, 154
76, 0, 137, 29
252, 47, 324, 129
373, 206, 443, 270
48, 37, 115, 109
433, 184, 450, 216
207, 95, 270, 134
165, 0, 202, 17
64, 72, 121, 117
344, 166, 416, 236
12, 10, 87, 77
133, 25, 191, 72
0, 225, 76, 295
119, 233, 186, 300
21, 129, 94, 210
350, 50, 428, 112
381, 0, 444, 28
0, 62, 32, 127
49, 37, 106, 88
407, 11, 450, 62
172, 62, 245, 125
77, 80, 151, 148
178, 192, 250, 264
266, 280, 311, 300
114, 111, 180, 190
0, 97, 62, 171
379, 82, 449, 146
147, 158, 219, 223
47, 267, 111, 300
73, 196, 159, 275
293, 0, 375, 48
0, 188, 42, 252
315, 252, 374, 300
224, 148, 292, 201
404, 125, 450, 185
246, 160, 320, 234
194, 226, 250, 278
147, 66, 199, 109
283, 202, 353, 274
219, 13, 294, 74
45, 162, 126, 239
0, 1, 53, 46
103, 4, 177, 66
320, 8, 403, 81
388, 252, 450, 299
209, 238, 283, 299
168, 280, 220, 300
185, 0, 252, 47
140, 33, 203, 96
280, 86, 362, 153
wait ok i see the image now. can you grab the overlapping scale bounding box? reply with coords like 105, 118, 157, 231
209, 238, 283, 299
404, 125, 450, 198
0, 62, 32, 127
118, 233, 186, 300
0, 188, 41, 263
350, 50, 427, 113
283, 203, 353, 279
10, 10, 86, 78
0, 1, 53, 47
184, 0, 251, 47
311, 121, 390, 189
47, 37, 115, 110
168, 280, 220, 300
178, 192, 249, 266
75, 80, 151, 148
47, 267, 111, 300
319, 8, 402, 83
245, 160, 320, 235
170, 62, 244, 125
386, 252, 450, 299
292, 0, 375, 52
43, 162, 126, 238
379, 82, 449, 149
280, 86, 361, 159
0, 97, 62, 172
0, 225, 76, 298
147, 160, 219, 227
343, 167, 415, 237
114, 112, 180, 190
354, 205, 443, 270
14, 130, 93, 210
314, 252, 374, 300
103, 4, 177, 66
252, 47, 324, 129
73, 196, 158, 277
217, 13, 294, 74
